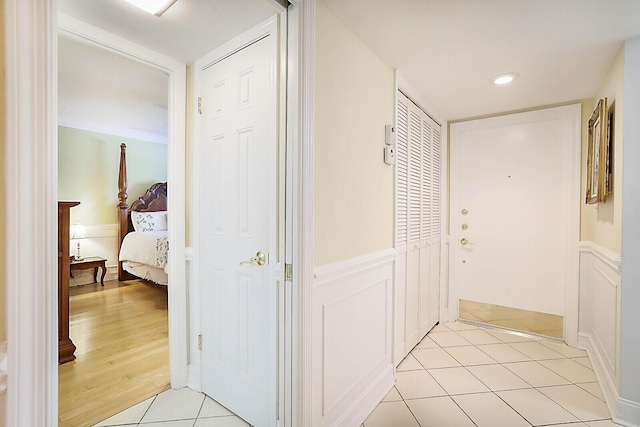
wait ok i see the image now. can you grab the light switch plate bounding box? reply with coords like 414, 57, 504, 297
385, 124, 395, 145
384, 146, 395, 165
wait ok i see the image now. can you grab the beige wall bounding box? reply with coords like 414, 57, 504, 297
580, 47, 624, 254
0, 0, 6, 343
58, 126, 167, 225
314, 0, 395, 266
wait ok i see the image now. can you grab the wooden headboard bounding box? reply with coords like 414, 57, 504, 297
117, 143, 167, 280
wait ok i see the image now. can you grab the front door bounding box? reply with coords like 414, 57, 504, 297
449, 105, 580, 339
197, 18, 278, 427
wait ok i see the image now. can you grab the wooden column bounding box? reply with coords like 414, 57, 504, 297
59, 201, 79, 364
118, 143, 134, 281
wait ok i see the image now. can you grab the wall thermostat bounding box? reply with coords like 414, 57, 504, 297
384, 146, 395, 165
385, 125, 395, 146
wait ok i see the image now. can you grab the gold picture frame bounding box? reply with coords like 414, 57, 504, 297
586, 98, 608, 204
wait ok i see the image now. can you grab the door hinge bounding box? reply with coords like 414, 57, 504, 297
285, 263, 293, 282
198, 97, 203, 114
198, 334, 202, 350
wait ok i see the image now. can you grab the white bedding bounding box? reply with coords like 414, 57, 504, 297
122, 261, 168, 286
119, 231, 169, 272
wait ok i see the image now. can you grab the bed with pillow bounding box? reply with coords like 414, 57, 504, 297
117, 143, 169, 285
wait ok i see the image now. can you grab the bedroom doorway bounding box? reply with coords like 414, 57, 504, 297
57, 29, 173, 426
195, 17, 281, 427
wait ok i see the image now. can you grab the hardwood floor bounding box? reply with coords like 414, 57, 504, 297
59, 279, 170, 427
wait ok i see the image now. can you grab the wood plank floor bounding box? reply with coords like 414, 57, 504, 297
59, 279, 170, 427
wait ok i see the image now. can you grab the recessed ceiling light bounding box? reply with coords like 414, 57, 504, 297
491, 72, 520, 85
123, 0, 177, 16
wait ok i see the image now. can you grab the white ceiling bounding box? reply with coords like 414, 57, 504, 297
58, 34, 169, 143
57, 0, 277, 142
323, 0, 640, 120
58, 0, 279, 63
58, 0, 640, 134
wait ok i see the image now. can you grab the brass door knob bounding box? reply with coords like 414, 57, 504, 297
240, 251, 267, 266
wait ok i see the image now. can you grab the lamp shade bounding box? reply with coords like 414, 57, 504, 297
70, 224, 88, 240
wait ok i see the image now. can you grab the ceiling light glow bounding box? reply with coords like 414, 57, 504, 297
123, 0, 177, 16
491, 72, 520, 85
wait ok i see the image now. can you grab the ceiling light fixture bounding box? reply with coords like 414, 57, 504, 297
491, 72, 520, 85
123, 0, 177, 16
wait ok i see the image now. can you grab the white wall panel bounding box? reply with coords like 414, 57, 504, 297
394, 250, 407, 362
577, 241, 620, 419
313, 250, 395, 427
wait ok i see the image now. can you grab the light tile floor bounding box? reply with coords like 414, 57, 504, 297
92, 387, 250, 427
364, 322, 618, 427
95, 321, 619, 427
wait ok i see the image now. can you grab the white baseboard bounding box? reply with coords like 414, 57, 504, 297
615, 397, 640, 427
582, 331, 640, 426
578, 242, 640, 426
580, 332, 619, 420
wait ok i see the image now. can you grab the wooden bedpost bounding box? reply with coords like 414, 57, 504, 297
118, 143, 134, 280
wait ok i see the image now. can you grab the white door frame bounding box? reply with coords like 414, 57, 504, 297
448, 104, 581, 346
58, 11, 189, 389
286, 1, 316, 426
4, 0, 316, 426
4, 4, 188, 423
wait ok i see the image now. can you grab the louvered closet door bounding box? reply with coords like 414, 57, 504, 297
418, 117, 432, 336
428, 117, 441, 330
395, 90, 442, 364
394, 93, 409, 363
405, 104, 423, 349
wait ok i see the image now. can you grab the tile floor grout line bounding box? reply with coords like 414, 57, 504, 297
491, 389, 536, 426
447, 394, 480, 427
193, 392, 207, 421
400, 397, 423, 427
135, 394, 158, 426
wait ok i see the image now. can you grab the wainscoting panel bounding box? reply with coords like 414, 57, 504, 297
578, 241, 621, 419
313, 249, 395, 427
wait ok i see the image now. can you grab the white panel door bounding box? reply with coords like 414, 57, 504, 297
451, 106, 579, 319
197, 31, 277, 427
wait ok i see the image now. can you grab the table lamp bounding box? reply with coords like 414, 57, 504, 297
70, 223, 88, 260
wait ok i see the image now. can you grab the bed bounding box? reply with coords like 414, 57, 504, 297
117, 143, 169, 285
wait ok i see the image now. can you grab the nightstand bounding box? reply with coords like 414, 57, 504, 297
70, 256, 107, 286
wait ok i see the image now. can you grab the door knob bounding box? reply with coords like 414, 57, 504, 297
460, 238, 474, 246
240, 251, 267, 266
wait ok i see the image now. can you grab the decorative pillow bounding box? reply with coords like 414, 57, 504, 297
131, 211, 167, 232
